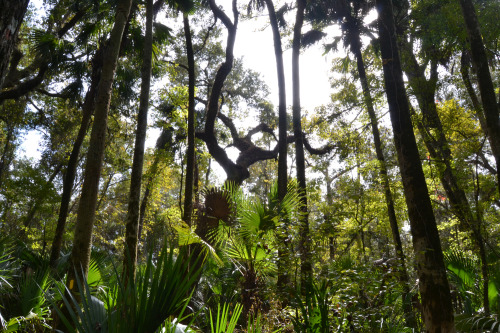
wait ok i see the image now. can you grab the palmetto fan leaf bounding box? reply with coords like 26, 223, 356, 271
51, 245, 200, 333
19, 265, 51, 317
0, 238, 15, 292
444, 250, 480, 291
444, 250, 482, 314
175, 221, 224, 267
30, 29, 75, 65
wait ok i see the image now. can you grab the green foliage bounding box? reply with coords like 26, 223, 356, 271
209, 302, 243, 333
444, 250, 500, 315
299, 258, 416, 333
52, 245, 200, 333
0, 239, 54, 332
291, 281, 331, 333
2, 0, 500, 331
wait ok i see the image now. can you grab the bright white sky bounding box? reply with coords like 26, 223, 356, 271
21, 0, 339, 180
233, 15, 335, 111
206, 1, 339, 182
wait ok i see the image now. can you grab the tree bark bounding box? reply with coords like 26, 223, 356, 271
0, 0, 29, 89
292, 0, 311, 291
400, 38, 491, 314
182, 13, 196, 226
0, 123, 14, 190
458, 0, 500, 195
375, 0, 455, 331
67, 0, 133, 289
460, 51, 487, 132
49, 48, 103, 267
201, 0, 243, 183
264, 0, 289, 290
347, 19, 414, 325
122, 0, 154, 279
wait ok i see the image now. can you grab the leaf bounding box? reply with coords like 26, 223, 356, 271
153, 22, 174, 45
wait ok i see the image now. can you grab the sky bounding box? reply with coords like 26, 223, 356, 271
20, 0, 339, 180
233, 14, 335, 110
202, 1, 339, 181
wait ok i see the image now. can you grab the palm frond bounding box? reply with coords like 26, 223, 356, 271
0, 238, 15, 292
444, 250, 479, 289
19, 266, 51, 317
175, 221, 224, 266
51, 245, 201, 333
455, 313, 500, 332
209, 302, 243, 333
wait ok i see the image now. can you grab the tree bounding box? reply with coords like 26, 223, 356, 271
375, 0, 455, 331
67, 0, 133, 290
49, 47, 103, 267
0, 0, 29, 89
396, 0, 492, 312
182, 10, 196, 226
248, 0, 290, 289
458, 0, 500, 195
250, 0, 286, 202
292, 0, 311, 291
122, 0, 155, 279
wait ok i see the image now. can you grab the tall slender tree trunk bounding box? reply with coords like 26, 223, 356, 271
292, 0, 311, 291
460, 51, 487, 131
411, 86, 491, 314
0, 0, 29, 89
350, 34, 414, 326
67, 0, 133, 289
458, 0, 500, 195
400, 40, 491, 313
325, 168, 336, 260
0, 123, 14, 190
49, 48, 103, 267
122, 0, 154, 279
375, 0, 455, 331
182, 13, 196, 226
264, 0, 289, 290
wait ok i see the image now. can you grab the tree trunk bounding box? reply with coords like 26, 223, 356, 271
0, 0, 29, 89
460, 51, 487, 131
0, 123, 14, 190
400, 40, 491, 314
67, 0, 133, 290
375, 0, 455, 331
49, 48, 103, 267
264, 0, 289, 290
202, 0, 242, 183
459, 0, 500, 195
412, 89, 491, 314
292, 0, 311, 291
347, 20, 415, 325
182, 13, 196, 226
122, 0, 153, 279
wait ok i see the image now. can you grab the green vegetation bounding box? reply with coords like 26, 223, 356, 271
1, 0, 499, 331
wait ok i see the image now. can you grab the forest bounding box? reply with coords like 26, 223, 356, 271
0, 0, 499, 331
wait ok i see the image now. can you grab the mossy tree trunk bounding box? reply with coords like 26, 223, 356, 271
376, 0, 455, 331
122, 0, 154, 279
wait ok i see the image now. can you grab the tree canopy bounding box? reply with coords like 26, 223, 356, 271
0, 0, 499, 331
